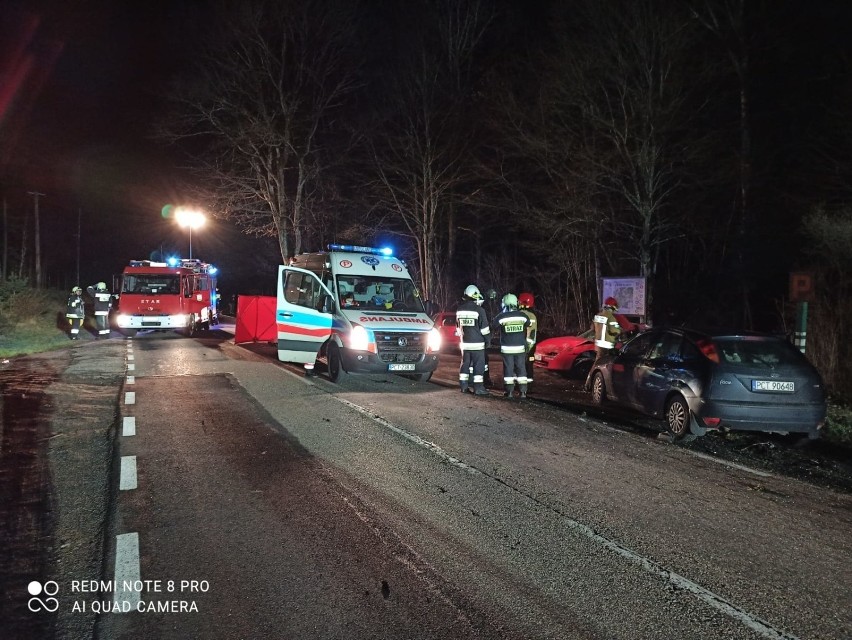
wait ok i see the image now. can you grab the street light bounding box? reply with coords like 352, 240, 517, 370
175, 207, 206, 259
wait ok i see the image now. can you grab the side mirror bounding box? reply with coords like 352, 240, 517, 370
319, 294, 335, 314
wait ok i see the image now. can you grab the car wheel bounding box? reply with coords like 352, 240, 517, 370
591, 371, 607, 405
665, 395, 691, 440
183, 315, 196, 337
327, 342, 344, 383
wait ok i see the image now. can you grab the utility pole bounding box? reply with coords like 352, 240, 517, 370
76, 207, 81, 285
2, 195, 7, 280
28, 191, 45, 288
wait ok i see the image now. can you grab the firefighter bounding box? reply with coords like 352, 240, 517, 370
518, 292, 538, 391
585, 296, 626, 390
66, 286, 85, 340
494, 293, 531, 398
455, 284, 490, 396
87, 281, 114, 339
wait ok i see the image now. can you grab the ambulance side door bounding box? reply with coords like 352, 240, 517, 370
276, 266, 335, 364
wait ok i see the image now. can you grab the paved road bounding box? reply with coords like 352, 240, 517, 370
2, 328, 851, 639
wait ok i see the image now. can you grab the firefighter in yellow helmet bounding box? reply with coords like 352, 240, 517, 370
66, 286, 85, 340
87, 281, 114, 339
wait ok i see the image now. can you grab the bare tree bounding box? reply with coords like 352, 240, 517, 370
159, 0, 359, 261
366, 0, 492, 303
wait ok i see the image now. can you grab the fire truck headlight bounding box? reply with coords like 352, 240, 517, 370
350, 325, 373, 352
428, 328, 442, 352
117, 314, 130, 327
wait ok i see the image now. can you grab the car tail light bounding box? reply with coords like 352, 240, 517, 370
701, 417, 722, 428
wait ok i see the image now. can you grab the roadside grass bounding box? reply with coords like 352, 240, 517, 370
0, 285, 83, 358
825, 399, 852, 447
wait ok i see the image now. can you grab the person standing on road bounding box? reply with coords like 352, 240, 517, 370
494, 293, 531, 399
518, 292, 538, 392
585, 296, 625, 390
87, 281, 114, 339
455, 284, 491, 396
66, 286, 85, 340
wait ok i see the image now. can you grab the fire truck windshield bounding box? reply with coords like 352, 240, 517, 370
122, 275, 180, 295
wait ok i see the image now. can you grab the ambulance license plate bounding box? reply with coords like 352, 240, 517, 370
388, 364, 415, 371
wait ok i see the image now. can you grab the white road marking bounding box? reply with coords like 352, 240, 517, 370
122, 417, 136, 437
684, 450, 773, 478
113, 532, 141, 609
127, 363, 135, 371
127, 354, 134, 361
124, 391, 136, 405
126, 376, 135, 384
334, 396, 799, 640
119, 456, 137, 490
335, 397, 480, 475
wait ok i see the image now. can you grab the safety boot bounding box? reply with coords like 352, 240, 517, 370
473, 384, 488, 396
503, 383, 515, 398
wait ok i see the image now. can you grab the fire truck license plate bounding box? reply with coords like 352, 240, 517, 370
388, 364, 416, 371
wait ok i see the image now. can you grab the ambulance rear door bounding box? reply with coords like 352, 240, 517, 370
276, 265, 335, 364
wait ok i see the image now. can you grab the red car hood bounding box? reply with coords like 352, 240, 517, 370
537, 334, 593, 351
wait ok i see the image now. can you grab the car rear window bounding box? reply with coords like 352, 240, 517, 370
713, 338, 805, 367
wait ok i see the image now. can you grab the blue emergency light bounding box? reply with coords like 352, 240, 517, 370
327, 244, 393, 257
167, 257, 179, 267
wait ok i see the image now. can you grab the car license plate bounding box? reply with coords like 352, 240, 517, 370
388, 363, 415, 372
752, 380, 795, 392
534, 353, 542, 361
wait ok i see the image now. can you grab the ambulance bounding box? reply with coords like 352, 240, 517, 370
276, 245, 441, 381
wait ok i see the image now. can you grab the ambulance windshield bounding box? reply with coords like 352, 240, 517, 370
336, 276, 425, 312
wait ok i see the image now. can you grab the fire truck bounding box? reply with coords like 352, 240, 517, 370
114, 258, 219, 337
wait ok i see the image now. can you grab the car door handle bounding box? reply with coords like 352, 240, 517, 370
280, 312, 293, 318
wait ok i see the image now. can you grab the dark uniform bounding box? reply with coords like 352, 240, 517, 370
518, 293, 538, 390
87, 282, 113, 339
494, 294, 531, 398
66, 286, 85, 340
456, 285, 490, 396
585, 297, 625, 390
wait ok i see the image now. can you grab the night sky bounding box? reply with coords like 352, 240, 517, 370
2, 0, 852, 323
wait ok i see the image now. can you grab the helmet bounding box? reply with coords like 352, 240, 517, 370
96, 281, 107, 291
518, 292, 534, 309
501, 293, 518, 309
464, 284, 483, 301
604, 296, 619, 309
72, 286, 82, 294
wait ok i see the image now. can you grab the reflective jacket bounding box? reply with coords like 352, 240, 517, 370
455, 299, 490, 351
87, 286, 113, 316
494, 309, 530, 354
520, 308, 537, 352
66, 294, 85, 319
593, 306, 623, 349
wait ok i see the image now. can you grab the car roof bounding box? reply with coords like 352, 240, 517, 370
647, 326, 788, 342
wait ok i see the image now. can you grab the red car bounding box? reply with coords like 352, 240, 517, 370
431, 311, 461, 352
535, 316, 644, 377
534, 330, 597, 377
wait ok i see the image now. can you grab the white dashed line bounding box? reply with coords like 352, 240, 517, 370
122, 417, 136, 437
113, 532, 141, 609
126, 376, 135, 384
119, 456, 137, 490
333, 396, 798, 640
127, 363, 135, 371
127, 354, 134, 361
124, 391, 136, 405
684, 450, 773, 478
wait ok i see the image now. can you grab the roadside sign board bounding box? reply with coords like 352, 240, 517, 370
789, 272, 814, 303
601, 277, 646, 317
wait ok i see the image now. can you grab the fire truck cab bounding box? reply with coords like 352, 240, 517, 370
277, 245, 441, 381
115, 258, 219, 337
